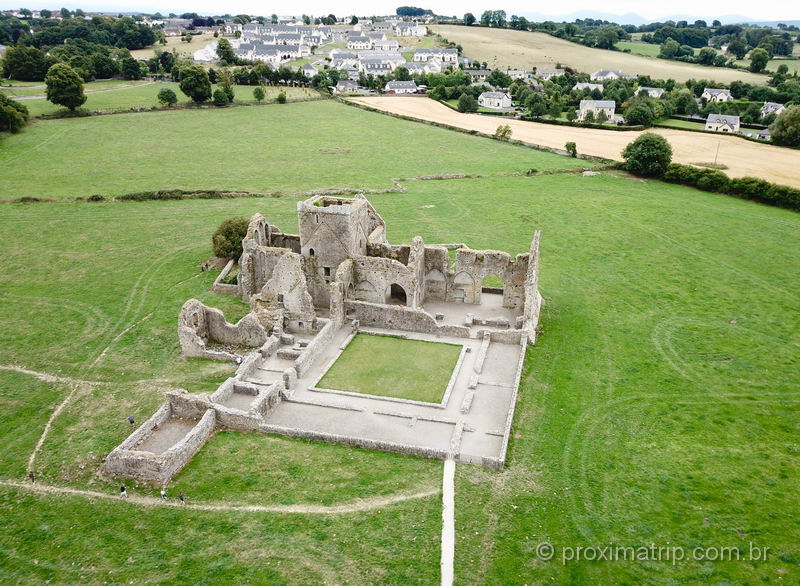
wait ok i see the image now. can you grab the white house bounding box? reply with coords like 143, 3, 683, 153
334, 79, 359, 94
373, 39, 400, 51
413, 48, 458, 63
573, 82, 603, 92
467, 69, 491, 83
347, 36, 372, 50
192, 41, 218, 63
705, 114, 740, 132
535, 68, 565, 80
637, 87, 665, 98
395, 22, 426, 36
506, 69, 531, 80
702, 88, 733, 102
577, 100, 616, 122
760, 101, 785, 118
384, 80, 418, 94
590, 69, 630, 81
478, 91, 512, 109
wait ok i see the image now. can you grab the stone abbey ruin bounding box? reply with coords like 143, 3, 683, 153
106, 194, 543, 483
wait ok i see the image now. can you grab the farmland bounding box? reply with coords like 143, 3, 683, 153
430, 25, 767, 85
350, 96, 800, 188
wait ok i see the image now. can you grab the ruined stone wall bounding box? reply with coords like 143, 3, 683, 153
351, 256, 420, 307
178, 299, 268, 361
522, 230, 543, 343
345, 300, 470, 338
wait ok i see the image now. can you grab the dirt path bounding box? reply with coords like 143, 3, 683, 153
349, 97, 800, 189
0, 364, 103, 386
0, 479, 439, 514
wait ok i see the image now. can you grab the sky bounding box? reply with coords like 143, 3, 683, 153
1, 0, 798, 22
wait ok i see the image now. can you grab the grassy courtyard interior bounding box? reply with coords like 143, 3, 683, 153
0, 98, 798, 583
316, 333, 462, 403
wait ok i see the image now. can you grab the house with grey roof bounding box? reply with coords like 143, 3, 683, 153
705, 114, 740, 133
347, 36, 372, 50
372, 39, 400, 51
701, 87, 733, 102
577, 100, 616, 122
573, 82, 604, 93
478, 91, 512, 109
384, 80, 418, 94
590, 69, 630, 81
535, 68, 565, 80
760, 101, 785, 118
637, 87, 665, 98
412, 48, 458, 63
334, 79, 359, 94
466, 69, 491, 82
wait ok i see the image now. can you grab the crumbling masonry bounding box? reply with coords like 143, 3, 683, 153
106, 194, 543, 483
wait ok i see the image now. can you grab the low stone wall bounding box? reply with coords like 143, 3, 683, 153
486, 328, 527, 345
210, 259, 239, 295
346, 300, 470, 338
474, 332, 490, 374
294, 318, 335, 376
496, 335, 529, 468
260, 423, 449, 461
105, 406, 216, 484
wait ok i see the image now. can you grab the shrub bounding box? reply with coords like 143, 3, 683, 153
457, 93, 478, 113
565, 141, 577, 157
212, 88, 229, 106
277, 91, 287, 104
253, 86, 265, 101
212, 217, 250, 259
0, 94, 30, 133
695, 169, 729, 192
178, 64, 212, 103
157, 87, 178, 107
494, 124, 512, 141
769, 105, 800, 147
621, 133, 673, 177
45, 63, 87, 111
624, 103, 654, 127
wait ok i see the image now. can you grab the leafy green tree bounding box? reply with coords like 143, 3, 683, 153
212, 217, 249, 259
565, 141, 577, 157
486, 70, 512, 87
120, 56, 142, 80
212, 88, 229, 106
219, 68, 235, 101
624, 103, 654, 126
277, 91, 287, 104
622, 133, 673, 176
697, 47, 716, 65
179, 64, 212, 103
596, 110, 608, 124
749, 48, 770, 72
583, 110, 595, 123
2, 45, 49, 81
770, 105, 800, 147
216, 37, 237, 64
40, 8, 52, 18
464, 13, 476, 26
0, 93, 30, 133
350, 15, 358, 25
394, 66, 411, 81
727, 39, 747, 59
157, 87, 178, 107
253, 86, 265, 101
494, 124, 512, 140
45, 62, 86, 111
457, 93, 478, 112
566, 109, 578, 122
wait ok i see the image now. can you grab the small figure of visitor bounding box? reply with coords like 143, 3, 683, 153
28, 471, 35, 483
128, 415, 135, 426
120, 484, 128, 499
179, 492, 186, 505
161, 487, 168, 501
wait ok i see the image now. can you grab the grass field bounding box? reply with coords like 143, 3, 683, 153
1, 81, 314, 117
616, 40, 664, 57
656, 118, 707, 130
1, 98, 798, 583
0, 100, 589, 200
317, 334, 462, 402
735, 57, 800, 75
431, 26, 767, 85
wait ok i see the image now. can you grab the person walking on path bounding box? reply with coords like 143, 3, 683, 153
120, 484, 128, 499
179, 492, 186, 505
161, 487, 168, 501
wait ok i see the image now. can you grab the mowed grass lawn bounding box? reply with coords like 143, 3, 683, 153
318, 334, 462, 402
1, 81, 314, 117
0, 100, 589, 200
0, 118, 798, 581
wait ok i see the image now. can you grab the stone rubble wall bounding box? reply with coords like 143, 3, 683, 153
293, 318, 335, 376
178, 299, 268, 361
345, 300, 471, 338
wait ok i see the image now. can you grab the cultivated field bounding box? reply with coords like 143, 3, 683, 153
431, 25, 767, 85
0, 100, 589, 200
0, 81, 313, 117
1, 99, 798, 583
350, 97, 800, 188
130, 32, 218, 60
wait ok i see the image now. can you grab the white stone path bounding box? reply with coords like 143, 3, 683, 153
441, 459, 456, 586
